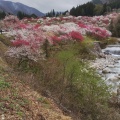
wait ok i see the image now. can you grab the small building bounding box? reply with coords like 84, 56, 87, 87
66, 12, 70, 16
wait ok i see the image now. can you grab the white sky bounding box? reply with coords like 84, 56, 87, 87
5, 0, 91, 13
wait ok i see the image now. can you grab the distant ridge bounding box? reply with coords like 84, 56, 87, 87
0, 0, 44, 17
92, 0, 120, 4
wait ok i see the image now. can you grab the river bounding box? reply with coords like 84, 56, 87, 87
91, 44, 120, 94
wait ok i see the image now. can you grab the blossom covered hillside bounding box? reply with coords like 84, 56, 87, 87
1, 13, 120, 120
2, 13, 119, 61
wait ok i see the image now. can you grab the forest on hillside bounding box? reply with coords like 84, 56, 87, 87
46, 0, 120, 17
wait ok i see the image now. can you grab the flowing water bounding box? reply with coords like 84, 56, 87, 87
102, 45, 120, 92
103, 45, 120, 55
92, 44, 120, 93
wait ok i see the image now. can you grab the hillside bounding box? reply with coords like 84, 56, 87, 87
1, 13, 120, 119
92, 0, 120, 4
69, 0, 120, 17
0, 35, 71, 120
0, 0, 44, 16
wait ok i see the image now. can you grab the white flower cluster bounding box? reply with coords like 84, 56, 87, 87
42, 22, 86, 35
6, 46, 44, 62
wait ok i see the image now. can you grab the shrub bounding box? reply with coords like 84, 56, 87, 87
28, 46, 111, 120
109, 15, 120, 37
99, 37, 118, 49
75, 37, 96, 59
52, 50, 110, 119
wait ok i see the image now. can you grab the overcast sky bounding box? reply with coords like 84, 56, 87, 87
5, 0, 91, 13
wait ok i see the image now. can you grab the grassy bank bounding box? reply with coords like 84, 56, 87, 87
1, 34, 120, 120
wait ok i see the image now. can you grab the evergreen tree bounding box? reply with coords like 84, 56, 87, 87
70, 2, 95, 17
0, 11, 6, 19
17, 11, 38, 19
70, 7, 76, 16
94, 4, 103, 15
101, 3, 107, 14
56, 12, 60, 17
92, 0, 102, 4
52, 9, 55, 17
81, 8, 85, 16
17, 11, 23, 19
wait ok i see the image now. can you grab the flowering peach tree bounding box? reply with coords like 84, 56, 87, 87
4, 13, 118, 61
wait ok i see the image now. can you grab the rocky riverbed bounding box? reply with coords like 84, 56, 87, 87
90, 44, 120, 94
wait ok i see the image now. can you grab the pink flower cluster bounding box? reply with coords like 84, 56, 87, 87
42, 22, 111, 40
34, 13, 118, 28
12, 39, 30, 46
69, 31, 84, 41
86, 25, 112, 39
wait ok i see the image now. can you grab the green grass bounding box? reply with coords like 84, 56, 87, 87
0, 76, 10, 89
99, 37, 118, 49
37, 97, 50, 104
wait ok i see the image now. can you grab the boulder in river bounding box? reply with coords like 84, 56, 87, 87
102, 67, 111, 73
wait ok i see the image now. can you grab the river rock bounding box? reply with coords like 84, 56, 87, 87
107, 76, 119, 82
102, 67, 111, 73
118, 73, 120, 76
107, 65, 115, 68
99, 53, 106, 58
117, 74, 120, 79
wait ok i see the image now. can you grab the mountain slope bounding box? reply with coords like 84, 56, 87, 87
92, 0, 102, 4
101, 0, 120, 3
92, 0, 120, 4
0, 0, 44, 16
